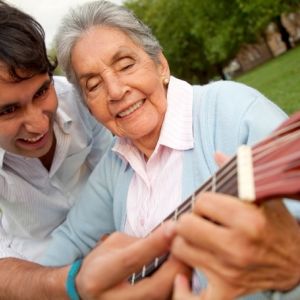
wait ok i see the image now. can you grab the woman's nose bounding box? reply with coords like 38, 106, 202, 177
106, 75, 128, 101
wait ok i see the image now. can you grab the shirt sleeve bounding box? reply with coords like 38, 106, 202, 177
271, 285, 300, 300
85, 115, 113, 170
38, 150, 117, 267
0, 213, 24, 259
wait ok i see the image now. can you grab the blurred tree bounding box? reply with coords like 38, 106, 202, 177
125, 0, 300, 83
47, 46, 63, 76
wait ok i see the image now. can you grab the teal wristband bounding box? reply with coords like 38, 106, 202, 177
66, 259, 83, 300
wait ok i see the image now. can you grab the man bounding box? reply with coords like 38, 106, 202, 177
0, 1, 112, 262
0, 1, 186, 299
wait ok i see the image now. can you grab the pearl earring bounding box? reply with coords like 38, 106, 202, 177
163, 77, 169, 85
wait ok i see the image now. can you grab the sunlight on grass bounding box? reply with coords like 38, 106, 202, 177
236, 46, 300, 115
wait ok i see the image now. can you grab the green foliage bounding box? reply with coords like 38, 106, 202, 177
236, 46, 300, 115
47, 46, 63, 76
125, 0, 300, 83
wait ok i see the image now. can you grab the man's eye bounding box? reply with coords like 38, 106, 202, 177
34, 86, 49, 99
0, 106, 17, 116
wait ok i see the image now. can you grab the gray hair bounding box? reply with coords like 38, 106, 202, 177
55, 0, 162, 85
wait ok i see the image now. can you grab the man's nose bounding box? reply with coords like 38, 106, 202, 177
23, 105, 48, 132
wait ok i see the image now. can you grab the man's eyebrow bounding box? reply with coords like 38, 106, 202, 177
0, 78, 52, 110
0, 102, 18, 111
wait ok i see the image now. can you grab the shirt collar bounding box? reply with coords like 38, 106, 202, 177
0, 149, 4, 168
158, 76, 194, 150
55, 107, 73, 134
113, 76, 194, 161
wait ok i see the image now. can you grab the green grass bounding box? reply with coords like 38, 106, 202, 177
236, 45, 300, 115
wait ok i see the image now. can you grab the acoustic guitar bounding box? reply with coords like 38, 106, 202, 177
129, 111, 300, 284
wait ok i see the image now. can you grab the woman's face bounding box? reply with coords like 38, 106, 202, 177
71, 26, 169, 151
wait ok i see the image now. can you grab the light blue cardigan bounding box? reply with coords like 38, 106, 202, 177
41, 81, 300, 300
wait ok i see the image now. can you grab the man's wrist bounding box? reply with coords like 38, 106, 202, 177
44, 264, 70, 300
0, 258, 70, 300
66, 259, 83, 300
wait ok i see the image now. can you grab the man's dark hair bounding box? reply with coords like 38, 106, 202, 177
0, 0, 57, 81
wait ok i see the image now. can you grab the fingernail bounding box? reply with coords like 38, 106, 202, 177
174, 274, 186, 286
162, 221, 176, 238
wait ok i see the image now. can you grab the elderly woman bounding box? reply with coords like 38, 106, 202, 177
40, 1, 300, 299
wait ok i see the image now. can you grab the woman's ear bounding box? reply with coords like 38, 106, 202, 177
157, 52, 170, 79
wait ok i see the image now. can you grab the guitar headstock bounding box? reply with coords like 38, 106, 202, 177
252, 112, 300, 203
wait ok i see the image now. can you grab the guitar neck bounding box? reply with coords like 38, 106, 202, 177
129, 155, 239, 284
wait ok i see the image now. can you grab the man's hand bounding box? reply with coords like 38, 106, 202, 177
77, 223, 191, 300
171, 193, 300, 299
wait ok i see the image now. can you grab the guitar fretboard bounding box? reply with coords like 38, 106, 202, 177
129, 156, 238, 284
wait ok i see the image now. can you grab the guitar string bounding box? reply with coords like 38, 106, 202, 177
252, 122, 300, 157
253, 131, 300, 163
253, 120, 300, 153
255, 150, 300, 181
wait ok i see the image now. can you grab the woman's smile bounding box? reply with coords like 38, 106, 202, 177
117, 99, 145, 118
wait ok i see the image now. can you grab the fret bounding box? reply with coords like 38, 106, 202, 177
154, 257, 159, 268
211, 173, 216, 192
142, 265, 146, 278
173, 208, 178, 220
131, 272, 136, 285
237, 146, 255, 201
128, 253, 169, 283
191, 192, 196, 210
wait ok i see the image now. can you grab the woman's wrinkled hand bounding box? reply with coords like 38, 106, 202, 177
171, 193, 300, 299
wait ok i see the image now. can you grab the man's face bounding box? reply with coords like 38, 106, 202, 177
0, 68, 58, 159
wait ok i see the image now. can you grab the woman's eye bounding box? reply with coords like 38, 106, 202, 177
88, 84, 99, 92
117, 58, 135, 71
121, 63, 134, 70
86, 78, 101, 92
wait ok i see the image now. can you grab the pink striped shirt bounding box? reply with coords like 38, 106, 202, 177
112, 76, 194, 237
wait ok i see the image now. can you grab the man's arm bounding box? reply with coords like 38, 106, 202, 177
0, 221, 69, 299
0, 258, 69, 300
0, 223, 189, 300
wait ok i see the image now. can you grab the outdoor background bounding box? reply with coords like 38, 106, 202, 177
7, 0, 300, 115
